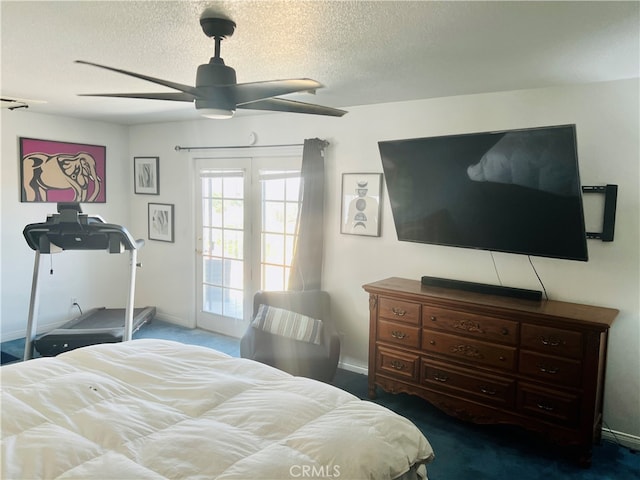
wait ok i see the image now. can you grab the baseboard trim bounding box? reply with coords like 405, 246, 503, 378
1, 320, 68, 343
338, 359, 368, 376
602, 428, 640, 451
153, 312, 194, 329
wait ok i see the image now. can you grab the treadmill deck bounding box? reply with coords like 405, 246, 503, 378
34, 306, 156, 356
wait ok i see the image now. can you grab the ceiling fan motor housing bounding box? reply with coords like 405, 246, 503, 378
197, 61, 237, 86
195, 61, 237, 110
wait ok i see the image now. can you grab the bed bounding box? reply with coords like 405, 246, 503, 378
1, 339, 434, 479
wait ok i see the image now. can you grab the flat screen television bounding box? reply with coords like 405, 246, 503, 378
378, 125, 588, 261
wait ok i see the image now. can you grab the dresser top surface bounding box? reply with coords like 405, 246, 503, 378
363, 277, 618, 328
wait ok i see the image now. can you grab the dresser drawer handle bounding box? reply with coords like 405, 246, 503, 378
433, 373, 449, 382
480, 386, 497, 395
429, 340, 436, 345
391, 330, 407, 339
536, 402, 555, 412
537, 364, 559, 374
453, 319, 484, 333
501, 327, 509, 335
391, 307, 407, 317
540, 336, 563, 347
429, 315, 437, 322
390, 360, 405, 370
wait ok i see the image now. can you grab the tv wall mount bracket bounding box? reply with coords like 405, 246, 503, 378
582, 184, 617, 242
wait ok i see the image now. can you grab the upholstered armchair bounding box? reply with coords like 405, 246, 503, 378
240, 290, 340, 382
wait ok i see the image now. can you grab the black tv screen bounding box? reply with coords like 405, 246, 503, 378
378, 125, 588, 261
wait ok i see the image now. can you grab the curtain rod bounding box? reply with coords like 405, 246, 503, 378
174, 143, 304, 152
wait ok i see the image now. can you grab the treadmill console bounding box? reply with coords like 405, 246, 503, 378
23, 202, 140, 253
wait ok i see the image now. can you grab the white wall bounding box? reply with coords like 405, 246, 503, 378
0, 111, 130, 340
1, 79, 638, 440
127, 79, 639, 439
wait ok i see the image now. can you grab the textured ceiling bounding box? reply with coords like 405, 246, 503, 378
1, 1, 638, 125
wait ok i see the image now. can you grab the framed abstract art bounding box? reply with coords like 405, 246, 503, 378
134, 156, 159, 195
340, 173, 382, 237
148, 202, 174, 242
19, 137, 106, 203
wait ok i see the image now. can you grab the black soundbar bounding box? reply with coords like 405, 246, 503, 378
421, 276, 542, 301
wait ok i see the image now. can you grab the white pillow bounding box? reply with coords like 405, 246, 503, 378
252, 304, 323, 345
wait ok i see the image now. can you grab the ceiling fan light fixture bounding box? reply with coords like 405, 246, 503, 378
199, 107, 235, 119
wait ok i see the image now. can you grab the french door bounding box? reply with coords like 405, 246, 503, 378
195, 153, 302, 337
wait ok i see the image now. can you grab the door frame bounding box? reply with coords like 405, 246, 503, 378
192, 145, 303, 337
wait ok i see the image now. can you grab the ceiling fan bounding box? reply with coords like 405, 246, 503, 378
76, 16, 347, 119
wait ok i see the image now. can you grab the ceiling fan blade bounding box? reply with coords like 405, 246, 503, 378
233, 79, 323, 105
237, 98, 347, 117
76, 60, 199, 96
78, 92, 196, 102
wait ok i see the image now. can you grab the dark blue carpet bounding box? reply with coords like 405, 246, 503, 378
331, 369, 639, 480
2, 320, 638, 479
1, 351, 19, 365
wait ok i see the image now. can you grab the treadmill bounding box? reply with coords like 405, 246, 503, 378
22, 203, 155, 360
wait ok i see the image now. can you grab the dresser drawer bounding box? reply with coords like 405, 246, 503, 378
519, 350, 582, 388
518, 383, 580, 426
379, 297, 421, 325
422, 330, 516, 371
378, 319, 421, 349
520, 324, 583, 359
376, 346, 420, 382
423, 306, 517, 345
422, 360, 515, 407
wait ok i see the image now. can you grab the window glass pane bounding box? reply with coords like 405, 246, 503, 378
224, 176, 243, 199
263, 201, 284, 232
263, 264, 285, 291
208, 199, 223, 227
224, 259, 244, 290
223, 229, 243, 259
203, 284, 222, 314
209, 228, 223, 256
202, 176, 223, 198
203, 257, 222, 284
225, 288, 243, 319
224, 259, 243, 289
224, 199, 243, 229
264, 178, 286, 201
211, 177, 223, 198
263, 233, 285, 264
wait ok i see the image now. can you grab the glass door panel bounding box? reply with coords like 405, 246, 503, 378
195, 156, 301, 337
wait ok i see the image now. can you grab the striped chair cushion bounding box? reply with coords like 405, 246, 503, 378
252, 304, 324, 345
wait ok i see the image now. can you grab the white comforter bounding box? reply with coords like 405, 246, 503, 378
2, 339, 434, 479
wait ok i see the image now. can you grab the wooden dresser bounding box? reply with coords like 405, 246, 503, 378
363, 277, 618, 466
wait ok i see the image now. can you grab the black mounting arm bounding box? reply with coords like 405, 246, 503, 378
582, 184, 618, 242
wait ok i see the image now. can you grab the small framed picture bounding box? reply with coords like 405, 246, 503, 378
134, 157, 159, 194
148, 203, 174, 242
341, 173, 383, 237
